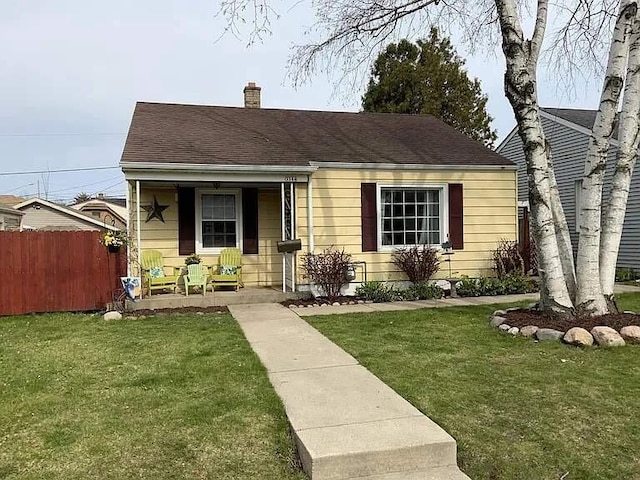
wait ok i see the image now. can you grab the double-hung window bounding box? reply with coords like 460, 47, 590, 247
196, 190, 241, 253
380, 186, 445, 248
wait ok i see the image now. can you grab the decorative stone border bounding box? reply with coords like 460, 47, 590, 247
288, 300, 370, 308
490, 309, 640, 347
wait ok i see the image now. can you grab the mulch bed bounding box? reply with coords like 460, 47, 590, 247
125, 306, 229, 317
505, 309, 640, 331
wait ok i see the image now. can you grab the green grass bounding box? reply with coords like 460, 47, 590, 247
0, 312, 305, 480
307, 293, 640, 480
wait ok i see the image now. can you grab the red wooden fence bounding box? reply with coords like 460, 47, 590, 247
0, 231, 126, 316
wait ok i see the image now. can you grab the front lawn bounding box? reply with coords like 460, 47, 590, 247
0, 312, 305, 480
307, 293, 640, 480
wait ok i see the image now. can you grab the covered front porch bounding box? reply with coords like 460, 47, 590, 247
123, 163, 316, 303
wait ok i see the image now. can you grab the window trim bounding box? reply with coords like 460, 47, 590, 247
376, 183, 449, 252
195, 188, 243, 254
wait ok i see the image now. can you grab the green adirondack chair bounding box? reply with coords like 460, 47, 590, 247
211, 247, 243, 291
140, 250, 181, 296
184, 264, 209, 296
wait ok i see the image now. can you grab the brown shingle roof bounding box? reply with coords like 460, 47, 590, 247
121, 102, 513, 168
0, 195, 26, 206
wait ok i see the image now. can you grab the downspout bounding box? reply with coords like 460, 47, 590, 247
281, 182, 286, 293
306, 175, 314, 253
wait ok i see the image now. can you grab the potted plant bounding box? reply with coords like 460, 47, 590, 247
101, 230, 127, 253
185, 253, 201, 265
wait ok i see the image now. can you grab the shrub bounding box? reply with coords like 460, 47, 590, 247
409, 281, 444, 300
184, 254, 201, 265
301, 247, 352, 302
356, 281, 396, 302
616, 267, 637, 282
455, 274, 537, 297
392, 245, 440, 283
492, 239, 525, 278
356, 280, 444, 302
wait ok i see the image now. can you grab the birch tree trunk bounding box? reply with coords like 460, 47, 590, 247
575, 0, 634, 316
601, 9, 640, 303
496, 0, 574, 314
548, 157, 577, 301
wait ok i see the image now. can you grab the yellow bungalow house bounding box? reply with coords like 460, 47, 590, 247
120, 83, 517, 293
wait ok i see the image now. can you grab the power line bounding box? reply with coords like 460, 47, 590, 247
0, 132, 126, 137
0, 166, 119, 176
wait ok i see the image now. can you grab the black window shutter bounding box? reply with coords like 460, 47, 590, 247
178, 187, 196, 255
242, 188, 259, 254
448, 183, 464, 249
361, 183, 377, 252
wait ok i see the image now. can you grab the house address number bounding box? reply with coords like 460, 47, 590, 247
284, 176, 298, 182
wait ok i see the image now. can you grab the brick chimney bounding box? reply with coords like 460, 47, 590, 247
243, 82, 261, 108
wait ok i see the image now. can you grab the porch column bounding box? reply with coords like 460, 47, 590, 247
136, 180, 142, 297
281, 182, 286, 292
126, 180, 131, 277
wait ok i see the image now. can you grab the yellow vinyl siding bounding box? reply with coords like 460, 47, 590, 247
296, 168, 517, 280
131, 185, 282, 287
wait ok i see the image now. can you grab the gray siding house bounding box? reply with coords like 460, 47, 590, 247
497, 107, 640, 271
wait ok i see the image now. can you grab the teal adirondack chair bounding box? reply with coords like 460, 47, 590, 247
184, 263, 209, 296
140, 250, 181, 296
211, 248, 243, 291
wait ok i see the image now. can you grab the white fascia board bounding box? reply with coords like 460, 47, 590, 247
495, 126, 520, 153
539, 110, 621, 148
308, 161, 517, 171
120, 162, 316, 183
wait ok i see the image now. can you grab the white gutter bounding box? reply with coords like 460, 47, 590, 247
120, 161, 318, 174
307, 161, 517, 171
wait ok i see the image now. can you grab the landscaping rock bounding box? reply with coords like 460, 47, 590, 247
493, 309, 507, 317
124, 316, 136, 320
320, 303, 327, 308
536, 328, 564, 342
490, 315, 507, 328
563, 327, 594, 347
103, 311, 122, 321
498, 324, 511, 332
332, 302, 340, 306
289, 305, 298, 309
508, 327, 519, 336
623, 311, 636, 315
591, 326, 626, 347
520, 325, 539, 338
620, 325, 640, 344
357, 300, 365, 304
434, 279, 452, 291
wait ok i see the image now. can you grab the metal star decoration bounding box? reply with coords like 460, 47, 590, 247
142, 195, 169, 223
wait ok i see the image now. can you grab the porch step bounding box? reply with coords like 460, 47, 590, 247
229, 303, 470, 480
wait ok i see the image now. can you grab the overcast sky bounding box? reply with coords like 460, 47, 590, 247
0, 1, 603, 203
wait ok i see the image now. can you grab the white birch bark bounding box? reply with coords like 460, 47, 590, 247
601, 10, 640, 300
575, 0, 635, 315
496, 0, 573, 313
548, 157, 577, 301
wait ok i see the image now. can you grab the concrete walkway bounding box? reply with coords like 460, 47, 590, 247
295, 293, 538, 317
229, 303, 471, 480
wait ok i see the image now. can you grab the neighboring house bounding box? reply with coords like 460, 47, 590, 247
14, 198, 120, 232
0, 204, 24, 231
497, 107, 640, 271
120, 82, 517, 290
71, 194, 127, 229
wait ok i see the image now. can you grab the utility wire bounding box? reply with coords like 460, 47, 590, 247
0, 166, 119, 176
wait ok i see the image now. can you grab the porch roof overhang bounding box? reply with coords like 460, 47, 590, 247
120, 162, 317, 183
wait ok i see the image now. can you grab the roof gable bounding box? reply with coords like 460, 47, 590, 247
14, 198, 119, 231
